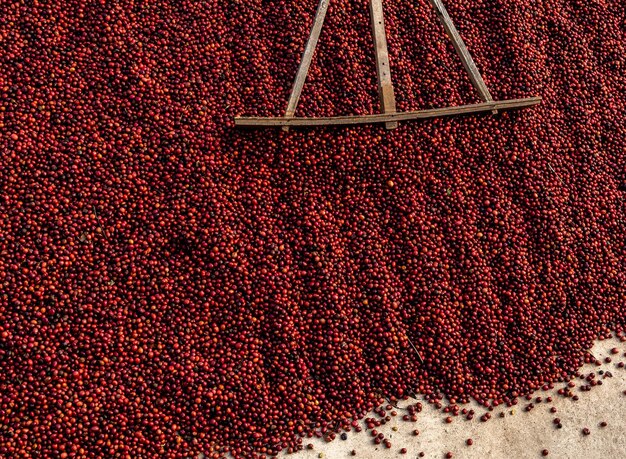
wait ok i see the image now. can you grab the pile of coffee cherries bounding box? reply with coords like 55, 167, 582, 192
1, 0, 625, 457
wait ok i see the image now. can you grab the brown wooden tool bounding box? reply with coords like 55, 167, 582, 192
235, 0, 541, 129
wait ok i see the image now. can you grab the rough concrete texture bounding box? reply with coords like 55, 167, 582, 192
287, 337, 626, 459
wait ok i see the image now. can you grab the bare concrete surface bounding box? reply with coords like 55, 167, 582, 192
287, 337, 626, 459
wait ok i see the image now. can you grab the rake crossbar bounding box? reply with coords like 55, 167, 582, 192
234, 97, 541, 128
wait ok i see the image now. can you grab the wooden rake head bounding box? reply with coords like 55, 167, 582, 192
235, 0, 541, 130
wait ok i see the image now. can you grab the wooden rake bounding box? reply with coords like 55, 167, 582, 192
235, 0, 541, 130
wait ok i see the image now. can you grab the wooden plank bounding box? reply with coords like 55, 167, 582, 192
235, 96, 541, 127
369, 0, 398, 130
283, 0, 331, 131
428, 0, 493, 104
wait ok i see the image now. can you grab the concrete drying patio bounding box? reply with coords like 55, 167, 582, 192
289, 337, 626, 459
